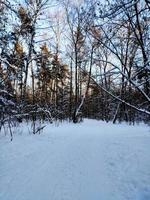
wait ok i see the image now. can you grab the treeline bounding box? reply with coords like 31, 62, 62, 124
0, 0, 150, 136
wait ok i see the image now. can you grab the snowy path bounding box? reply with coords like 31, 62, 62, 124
0, 120, 150, 200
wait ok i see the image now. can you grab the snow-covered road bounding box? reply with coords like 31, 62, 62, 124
0, 120, 150, 200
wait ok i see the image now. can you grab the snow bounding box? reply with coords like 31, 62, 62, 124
0, 119, 150, 200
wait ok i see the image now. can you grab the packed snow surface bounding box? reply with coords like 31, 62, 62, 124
0, 119, 150, 200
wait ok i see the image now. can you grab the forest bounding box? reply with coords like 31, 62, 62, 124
1, 1, 150, 200
0, 0, 150, 137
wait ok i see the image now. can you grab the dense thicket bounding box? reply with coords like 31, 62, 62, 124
0, 0, 150, 137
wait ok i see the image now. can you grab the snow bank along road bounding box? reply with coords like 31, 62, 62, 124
0, 119, 150, 200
